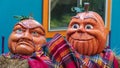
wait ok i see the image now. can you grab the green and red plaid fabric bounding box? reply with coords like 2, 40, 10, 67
45, 33, 119, 68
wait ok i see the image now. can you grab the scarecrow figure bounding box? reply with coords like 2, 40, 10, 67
0, 16, 54, 68
45, 3, 119, 68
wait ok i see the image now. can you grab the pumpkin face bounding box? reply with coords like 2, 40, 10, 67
8, 19, 46, 55
66, 11, 107, 55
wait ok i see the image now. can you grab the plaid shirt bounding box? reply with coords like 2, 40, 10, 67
45, 33, 119, 68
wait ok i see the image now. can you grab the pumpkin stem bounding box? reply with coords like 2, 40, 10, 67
84, 2, 90, 12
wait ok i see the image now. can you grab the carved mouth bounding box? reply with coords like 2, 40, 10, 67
69, 32, 95, 41
17, 39, 34, 47
71, 37, 93, 41
17, 41, 35, 49
68, 36, 99, 55
17, 41, 32, 46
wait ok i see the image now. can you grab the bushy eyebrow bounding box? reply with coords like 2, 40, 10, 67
72, 16, 97, 22
31, 27, 45, 35
14, 23, 45, 34
14, 24, 26, 29
84, 17, 97, 22
71, 16, 80, 19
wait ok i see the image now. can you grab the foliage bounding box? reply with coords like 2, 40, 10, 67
50, 0, 106, 29
50, 14, 71, 29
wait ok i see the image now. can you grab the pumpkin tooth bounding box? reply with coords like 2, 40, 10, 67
88, 40, 93, 55
83, 41, 89, 55
73, 40, 77, 50
92, 38, 98, 55
77, 41, 83, 54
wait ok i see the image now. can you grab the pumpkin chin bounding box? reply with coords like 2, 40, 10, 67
15, 44, 34, 55
69, 37, 101, 55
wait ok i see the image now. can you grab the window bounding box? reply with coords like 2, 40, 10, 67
42, 0, 111, 38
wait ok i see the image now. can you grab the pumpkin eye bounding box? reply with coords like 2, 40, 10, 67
16, 28, 23, 33
72, 24, 79, 29
31, 31, 39, 37
85, 24, 93, 29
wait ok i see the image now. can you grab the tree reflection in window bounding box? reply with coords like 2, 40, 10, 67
50, 0, 106, 31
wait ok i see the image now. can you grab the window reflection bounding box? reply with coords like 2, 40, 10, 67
50, 0, 106, 31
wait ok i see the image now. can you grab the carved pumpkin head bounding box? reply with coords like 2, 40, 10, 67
66, 11, 107, 55
8, 18, 46, 55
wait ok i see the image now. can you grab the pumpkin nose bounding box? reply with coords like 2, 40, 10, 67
77, 26, 85, 33
22, 30, 32, 40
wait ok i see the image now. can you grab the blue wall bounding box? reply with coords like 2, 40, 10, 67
111, 0, 120, 55
0, 0, 120, 55
0, 0, 42, 54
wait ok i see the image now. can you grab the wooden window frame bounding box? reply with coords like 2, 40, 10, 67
42, 0, 112, 38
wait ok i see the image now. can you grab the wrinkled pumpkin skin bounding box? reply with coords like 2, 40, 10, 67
8, 19, 46, 55
66, 11, 107, 55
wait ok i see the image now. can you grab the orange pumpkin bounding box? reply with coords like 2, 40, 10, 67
66, 11, 107, 55
8, 19, 46, 55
